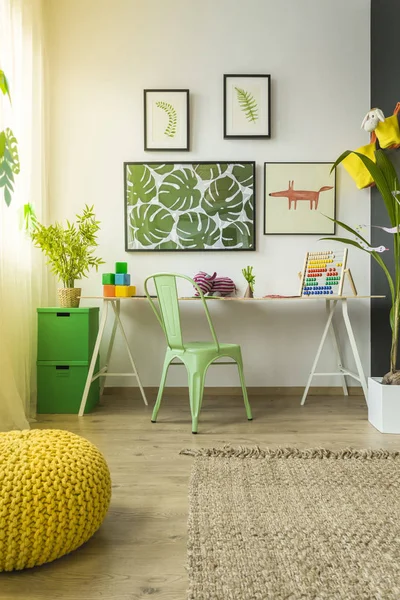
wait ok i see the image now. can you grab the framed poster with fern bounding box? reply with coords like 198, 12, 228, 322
144, 89, 189, 151
224, 74, 271, 139
124, 161, 255, 252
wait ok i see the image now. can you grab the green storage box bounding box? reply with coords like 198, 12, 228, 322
37, 361, 99, 414
37, 307, 99, 362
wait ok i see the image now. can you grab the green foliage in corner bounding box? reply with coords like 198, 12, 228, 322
0, 69, 19, 207
30, 205, 105, 288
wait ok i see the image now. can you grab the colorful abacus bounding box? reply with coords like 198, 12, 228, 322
300, 249, 348, 297
102, 262, 136, 297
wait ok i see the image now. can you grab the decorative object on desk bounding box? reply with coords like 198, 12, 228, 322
0, 429, 111, 571
224, 74, 271, 138
30, 205, 104, 308
242, 265, 255, 298
124, 162, 255, 251
102, 262, 135, 298
298, 249, 357, 297
327, 128, 400, 430
144, 89, 189, 151
264, 163, 335, 235
0, 68, 20, 207
193, 271, 236, 297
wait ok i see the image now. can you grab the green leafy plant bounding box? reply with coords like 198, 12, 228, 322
242, 265, 255, 291
322, 148, 400, 384
235, 87, 258, 123
155, 101, 177, 137
30, 205, 105, 288
0, 69, 20, 206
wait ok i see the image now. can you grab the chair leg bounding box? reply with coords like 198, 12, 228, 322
236, 353, 252, 421
187, 366, 207, 434
151, 354, 171, 423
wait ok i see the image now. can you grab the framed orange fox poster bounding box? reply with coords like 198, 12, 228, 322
263, 162, 336, 235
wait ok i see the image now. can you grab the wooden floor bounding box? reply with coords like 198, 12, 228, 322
1, 391, 400, 600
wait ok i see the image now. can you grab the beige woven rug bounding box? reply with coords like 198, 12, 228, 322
181, 446, 400, 600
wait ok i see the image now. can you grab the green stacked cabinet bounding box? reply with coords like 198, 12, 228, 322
37, 307, 100, 414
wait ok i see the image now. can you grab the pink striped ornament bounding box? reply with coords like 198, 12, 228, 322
193, 271, 236, 297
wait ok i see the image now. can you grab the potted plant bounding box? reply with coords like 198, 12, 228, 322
31, 205, 105, 308
242, 266, 255, 298
323, 148, 400, 432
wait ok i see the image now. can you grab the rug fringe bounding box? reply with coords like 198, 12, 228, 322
180, 445, 400, 459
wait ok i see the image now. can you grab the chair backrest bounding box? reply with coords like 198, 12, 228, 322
144, 273, 219, 351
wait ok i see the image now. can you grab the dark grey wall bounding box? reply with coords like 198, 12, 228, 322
371, 0, 400, 375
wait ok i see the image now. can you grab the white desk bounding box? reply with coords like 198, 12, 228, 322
78, 295, 383, 416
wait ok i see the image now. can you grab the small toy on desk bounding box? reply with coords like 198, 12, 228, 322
102, 262, 136, 297
193, 271, 236, 297
242, 266, 255, 298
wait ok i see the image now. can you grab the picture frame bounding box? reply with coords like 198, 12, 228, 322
124, 161, 256, 252
144, 89, 189, 151
263, 162, 336, 235
224, 74, 271, 139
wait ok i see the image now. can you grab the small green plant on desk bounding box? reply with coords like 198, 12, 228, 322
30, 204, 105, 307
242, 266, 255, 298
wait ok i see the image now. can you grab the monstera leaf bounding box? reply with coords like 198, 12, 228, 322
153, 240, 178, 250
177, 212, 220, 249
129, 204, 174, 246
159, 168, 201, 211
222, 221, 253, 248
194, 163, 228, 181
202, 175, 243, 222
126, 164, 156, 206
0, 128, 20, 207
244, 197, 254, 220
232, 164, 253, 188
148, 163, 174, 175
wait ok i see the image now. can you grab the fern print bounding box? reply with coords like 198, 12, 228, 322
0, 128, 20, 207
155, 101, 177, 138
235, 87, 258, 123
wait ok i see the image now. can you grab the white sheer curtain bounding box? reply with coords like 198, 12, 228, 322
0, 0, 47, 429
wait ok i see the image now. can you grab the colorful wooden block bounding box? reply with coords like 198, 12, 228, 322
103, 285, 116, 297
115, 262, 128, 274
115, 285, 136, 298
115, 273, 130, 285
102, 273, 115, 285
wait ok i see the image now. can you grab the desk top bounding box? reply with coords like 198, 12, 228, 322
81, 295, 385, 301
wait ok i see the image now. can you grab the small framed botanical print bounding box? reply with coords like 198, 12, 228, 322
224, 74, 271, 139
144, 89, 190, 151
264, 162, 336, 235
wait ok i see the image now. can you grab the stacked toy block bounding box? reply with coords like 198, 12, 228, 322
102, 262, 136, 298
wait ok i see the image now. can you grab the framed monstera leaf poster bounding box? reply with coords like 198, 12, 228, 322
124, 161, 256, 252
144, 89, 189, 151
224, 74, 271, 139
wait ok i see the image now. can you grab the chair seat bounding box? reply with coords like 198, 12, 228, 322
183, 341, 239, 353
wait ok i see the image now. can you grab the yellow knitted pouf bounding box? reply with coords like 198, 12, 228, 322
0, 429, 111, 571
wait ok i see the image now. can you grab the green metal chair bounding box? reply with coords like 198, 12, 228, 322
144, 273, 252, 434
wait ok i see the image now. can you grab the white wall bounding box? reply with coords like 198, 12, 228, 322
45, 0, 371, 387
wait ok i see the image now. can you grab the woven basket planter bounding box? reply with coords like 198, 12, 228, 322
58, 287, 81, 308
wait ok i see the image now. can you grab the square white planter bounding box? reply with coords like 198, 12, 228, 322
368, 377, 400, 433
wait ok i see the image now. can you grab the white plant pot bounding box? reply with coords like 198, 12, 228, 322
368, 377, 400, 433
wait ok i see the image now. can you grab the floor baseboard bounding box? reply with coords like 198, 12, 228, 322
103, 386, 363, 397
